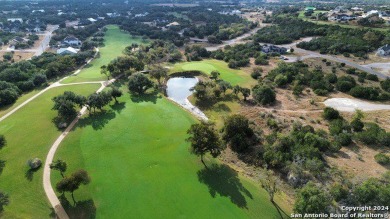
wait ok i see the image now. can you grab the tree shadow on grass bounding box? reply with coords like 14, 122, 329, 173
0, 160, 5, 176
25, 167, 40, 181
59, 194, 96, 219
110, 102, 126, 114
197, 164, 253, 209
272, 201, 291, 219
130, 92, 161, 104
78, 110, 116, 130
213, 103, 231, 112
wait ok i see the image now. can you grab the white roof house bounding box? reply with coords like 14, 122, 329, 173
57, 47, 79, 55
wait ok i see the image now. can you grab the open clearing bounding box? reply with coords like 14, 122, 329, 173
61, 25, 147, 84
0, 84, 100, 218
324, 98, 390, 112
52, 85, 289, 219
170, 59, 252, 86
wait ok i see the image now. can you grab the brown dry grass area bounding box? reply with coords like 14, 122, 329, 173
326, 144, 389, 180
0, 51, 34, 61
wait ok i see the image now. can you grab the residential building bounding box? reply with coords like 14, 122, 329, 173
377, 44, 390, 56
57, 47, 80, 55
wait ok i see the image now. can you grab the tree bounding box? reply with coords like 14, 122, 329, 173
107, 56, 144, 77
128, 73, 154, 95
100, 65, 110, 80
0, 135, 6, 150
0, 191, 9, 212
251, 67, 263, 79
222, 115, 254, 152
240, 88, 251, 101
110, 87, 123, 103
50, 160, 67, 177
52, 91, 86, 119
252, 85, 276, 105
294, 182, 332, 214
323, 107, 340, 121
56, 169, 90, 205
260, 170, 278, 202
149, 65, 168, 86
210, 71, 220, 80
86, 91, 112, 112
233, 85, 241, 95
186, 122, 224, 167
218, 80, 232, 94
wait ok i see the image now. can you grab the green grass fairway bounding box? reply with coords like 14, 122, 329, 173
170, 60, 253, 86
62, 25, 147, 84
52, 86, 289, 219
0, 84, 100, 218
0, 89, 41, 118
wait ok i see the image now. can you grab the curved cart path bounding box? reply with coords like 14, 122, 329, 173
43, 78, 116, 219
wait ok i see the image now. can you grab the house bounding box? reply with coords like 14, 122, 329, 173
87, 18, 97, 22
106, 12, 121, 18
62, 36, 82, 47
7, 18, 23, 23
57, 47, 79, 55
12, 36, 26, 43
166, 22, 180, 27
261, 45, 287, 54
376, 44, 390, 56
337, 14, 354, 21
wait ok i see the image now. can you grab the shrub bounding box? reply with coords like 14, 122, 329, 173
314, 89, 328, 96
252, 85, 276, 105
374, 153, 390, 165
222, 115, 254, 152
325, 74, 337, 84
274, 75, 288, 87
366, 74, 379, 81
351, 118, 364, 132
335, 133, 352, 146
251, 67, 263, 79
323, 107, 340, 121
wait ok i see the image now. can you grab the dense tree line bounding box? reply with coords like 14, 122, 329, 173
211, 42, 270, 69
0, 51, 94, 107
255, 17, 390, 56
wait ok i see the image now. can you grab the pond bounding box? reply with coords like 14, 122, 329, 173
166, 77, 208, 120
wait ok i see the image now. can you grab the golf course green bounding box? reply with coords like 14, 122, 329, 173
171, 60, 253, 86
0, 84, 100, 218
61, 25, 147, 84
52, 85, 289, 219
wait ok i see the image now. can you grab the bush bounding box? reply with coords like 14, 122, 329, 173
349, 86, 380, 101
325, 74, 337, 84
351, 118, 364, 132
336, 79, 356, 92
251, 67, 263, 79
222, 115, 254, 152
314, 89, 328, 96
335, 133, 352, 146
374, 153, 390, 165
255, 57, 269, 65
323, 107, 340, 121
366, 74, 379, 81
274, 75, 288, 87
252, 85, 276, 105
28, 158, 42, 169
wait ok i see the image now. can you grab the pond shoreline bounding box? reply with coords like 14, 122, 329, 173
166, 77, 208, 121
